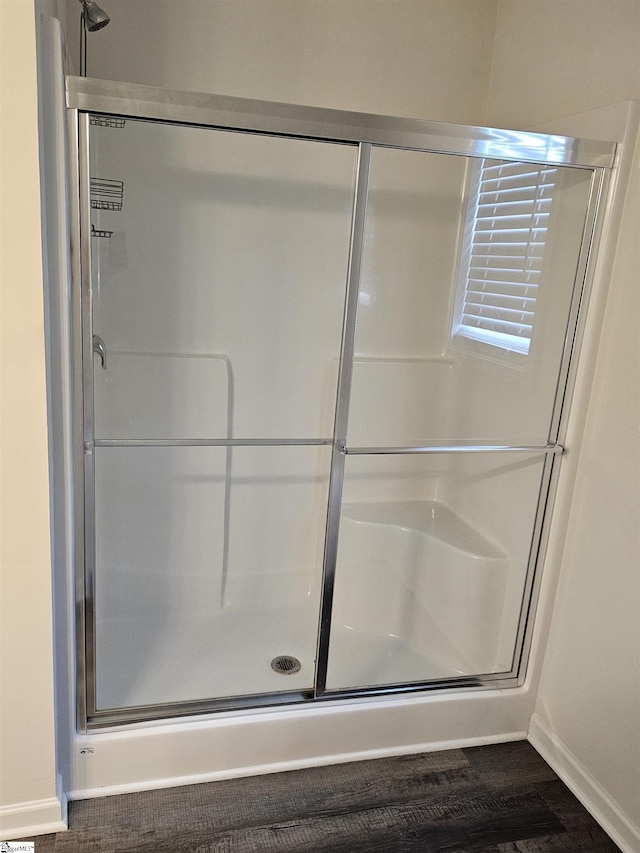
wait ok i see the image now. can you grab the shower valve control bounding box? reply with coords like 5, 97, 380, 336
93, 334, 107, 369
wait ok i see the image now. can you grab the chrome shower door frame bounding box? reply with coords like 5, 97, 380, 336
67, 76, 615, 730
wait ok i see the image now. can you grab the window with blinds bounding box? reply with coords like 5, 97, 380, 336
452, 159, 558, 356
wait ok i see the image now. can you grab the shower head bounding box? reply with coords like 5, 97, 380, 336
79, 0, 110, 31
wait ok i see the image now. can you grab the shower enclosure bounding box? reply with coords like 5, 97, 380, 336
67, 77, 614, 729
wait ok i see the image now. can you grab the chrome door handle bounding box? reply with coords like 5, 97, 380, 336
93, 334, 107, 369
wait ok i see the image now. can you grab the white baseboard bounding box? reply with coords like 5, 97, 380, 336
0, 796, 67, 839
529, 713, 640, 853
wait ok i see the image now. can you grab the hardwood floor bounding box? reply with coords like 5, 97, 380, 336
19, 742, 620, 852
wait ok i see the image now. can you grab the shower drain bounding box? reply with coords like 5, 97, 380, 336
271, 655, 302, 675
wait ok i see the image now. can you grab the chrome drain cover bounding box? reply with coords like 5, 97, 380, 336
271, 655, 301, 674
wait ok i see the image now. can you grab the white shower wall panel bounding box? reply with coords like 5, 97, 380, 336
94, 445, 332, 709
439, 451, 549, 672
333, 452, 546, 684
344, 145, 466, 480
90, 120, 355, 440
347, 359, 455, 448
355, 146, 466, 362
93, 352, 231, 439
329, 499, 510, 688
339, 452, 445, 506
221, 445, 332, 606
94, 446, 228, 706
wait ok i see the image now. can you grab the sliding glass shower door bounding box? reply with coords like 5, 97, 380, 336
83, 115, 356, 714
324, 145, 596, 691
69, 77, 612, 727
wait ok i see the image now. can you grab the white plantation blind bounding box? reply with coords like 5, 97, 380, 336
453, 160, 558, 356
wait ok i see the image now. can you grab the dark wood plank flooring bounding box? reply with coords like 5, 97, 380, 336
18, 741, 620, 852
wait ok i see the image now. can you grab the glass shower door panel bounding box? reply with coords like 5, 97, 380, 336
94, 445, 331, 710
325, 451, 546, 691
89, 118, 355, 440
87, 117, 355, 713
347, 146, 594, 447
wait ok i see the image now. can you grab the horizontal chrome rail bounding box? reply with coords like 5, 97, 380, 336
91, 438, 333, 448
341, 443, 564, 455
85, 688, 314, 729
90, 438, 564, 452
67, 76, 616, 168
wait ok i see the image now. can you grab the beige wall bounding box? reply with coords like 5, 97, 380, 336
486, 0, 640, 128
487, 1, 640, 847
76, 0, 498, 123
535, 121, 640, 839
0, 0, 62, 836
